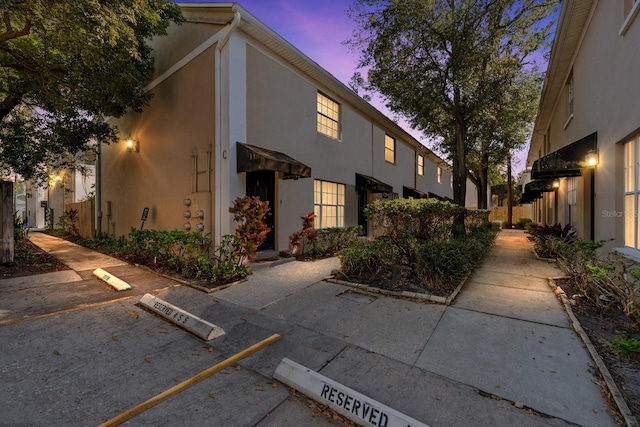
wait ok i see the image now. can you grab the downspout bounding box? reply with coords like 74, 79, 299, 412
214, 10, 241, 245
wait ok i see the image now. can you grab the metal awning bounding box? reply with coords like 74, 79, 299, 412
520, 179, 556, 203
237, 142, 311, 179
531, 132, 597, 179
402, 186, 428, 199
428, 192, 452, 202
356, 173, 393, 193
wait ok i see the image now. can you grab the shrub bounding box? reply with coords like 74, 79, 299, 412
289, 212, 318, 256
229, 196, 271, 262
310, 226, 362, 257
13, 211, 28, 242
415, 228, 496, 291
339, 238, 398, 278
58, 209, 80, 236
516, 218, 533, 230
209, 234, 249, 284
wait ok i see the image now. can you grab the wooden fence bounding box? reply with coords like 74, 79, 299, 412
65, 199, 95, 238
488, 206, 532, 224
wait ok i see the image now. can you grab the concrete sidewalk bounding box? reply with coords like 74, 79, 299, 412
0, 230, 625, 426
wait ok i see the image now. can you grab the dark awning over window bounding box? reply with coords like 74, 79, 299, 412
428, 192, 453, 202
531, 132, 597, 179
237, 142, 311, 179
402, 186, 428, 199
356, 173, 393, 193
520, 179, 556, 203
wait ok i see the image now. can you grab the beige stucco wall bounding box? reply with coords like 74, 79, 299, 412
102, 32, 217, 239
532, 3, 640, 248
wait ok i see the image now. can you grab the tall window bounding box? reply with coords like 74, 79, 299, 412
568, 177, 577, 206
417, 154, 424, 176
317, 92, 340, 139
385, 135, 396, 164
437, 166, 442, 183
314, 180, 345, 228
624, 137, 640, 249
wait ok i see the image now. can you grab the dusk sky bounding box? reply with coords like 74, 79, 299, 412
179, 0, 540, 174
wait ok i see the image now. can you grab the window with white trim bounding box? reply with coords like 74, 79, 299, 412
385, 134, 396, 164
317, 92, 340, 139
568, 177, 577, 206
624, 137, 640, 249
417, 154, 424, 176
314, 179, 345, 229
437, 166, 442, 183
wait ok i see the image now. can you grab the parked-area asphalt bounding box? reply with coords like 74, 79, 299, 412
0, 230, 626, 426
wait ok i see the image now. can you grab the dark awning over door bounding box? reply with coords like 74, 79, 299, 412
356, 173, 393, 193
402, 186, 428, 199
520, 179, 556, 203
237, 142, 311, 179
531, 132, 597, 179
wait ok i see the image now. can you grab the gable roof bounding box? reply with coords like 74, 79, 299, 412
176, 2, 450, 170
527, 0, 595, 165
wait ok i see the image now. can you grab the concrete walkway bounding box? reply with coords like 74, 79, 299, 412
0, 230, 625, 426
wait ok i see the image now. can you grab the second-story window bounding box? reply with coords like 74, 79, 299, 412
437, 166, 442, 183
317, 92, 340, 140
385, 135, 396, 164
417, 154, 424, 176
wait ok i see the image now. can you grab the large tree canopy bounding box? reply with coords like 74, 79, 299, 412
347, 0, 558, 232
0, 0, 182, 179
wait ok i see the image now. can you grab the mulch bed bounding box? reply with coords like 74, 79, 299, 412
555, 277, 640, 422
0, 239, 70, 280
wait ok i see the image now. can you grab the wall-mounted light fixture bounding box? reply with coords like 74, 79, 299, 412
126, 138, 140, 153
552, 179, 560, 189
585, 150, 598, 168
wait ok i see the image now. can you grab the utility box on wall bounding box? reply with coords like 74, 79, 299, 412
183, 192, 212, 236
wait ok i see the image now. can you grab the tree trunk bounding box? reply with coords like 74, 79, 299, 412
452, 120, 467, 236
507, 153, 513, 228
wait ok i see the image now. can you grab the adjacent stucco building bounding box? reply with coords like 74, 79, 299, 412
100, 2, 452, 253
525, 0, 640, 256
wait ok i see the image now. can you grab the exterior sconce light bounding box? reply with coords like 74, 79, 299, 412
552, 179, 560, 189
126, 138, 140, 153
585, 150, 598, 168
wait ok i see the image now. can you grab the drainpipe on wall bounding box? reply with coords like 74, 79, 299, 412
214, 10, 241, 246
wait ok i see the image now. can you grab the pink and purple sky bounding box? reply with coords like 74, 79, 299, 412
179, 0, 534, 174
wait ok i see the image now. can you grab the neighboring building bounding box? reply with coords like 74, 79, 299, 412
100, 3, 452, 252
24, 167, 95, 229
524, 0, 640, 256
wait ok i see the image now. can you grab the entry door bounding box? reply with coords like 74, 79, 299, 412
357, 190, 368, 236
246, 171, 275, 250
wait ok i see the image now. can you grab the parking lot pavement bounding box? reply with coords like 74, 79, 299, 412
1, 230, 622, 426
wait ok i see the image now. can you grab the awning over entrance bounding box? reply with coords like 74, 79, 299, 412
356, 173, 393, 193
237, 142, 311, 179
428, 192, 453, 202
520, 179, 556, 203
402, 186, 428, 199
531, 132, 597, 179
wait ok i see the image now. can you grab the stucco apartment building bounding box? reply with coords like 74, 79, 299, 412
525, 0, 640, 257
101, 3, 452, 253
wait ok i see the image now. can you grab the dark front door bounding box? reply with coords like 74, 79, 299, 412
246, 171, 275, 250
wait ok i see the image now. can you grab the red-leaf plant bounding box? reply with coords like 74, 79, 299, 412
228, 196, 271, 263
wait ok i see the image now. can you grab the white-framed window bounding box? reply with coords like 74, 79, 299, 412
317, 92, 340, 139
417, 154, 424, 176
437, 166, 442, 183
621, 0, 640, 35
568, 177, 577, 206
385, 134, 396, 164
624, 137, 640, 249
314, 179, 345, 229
